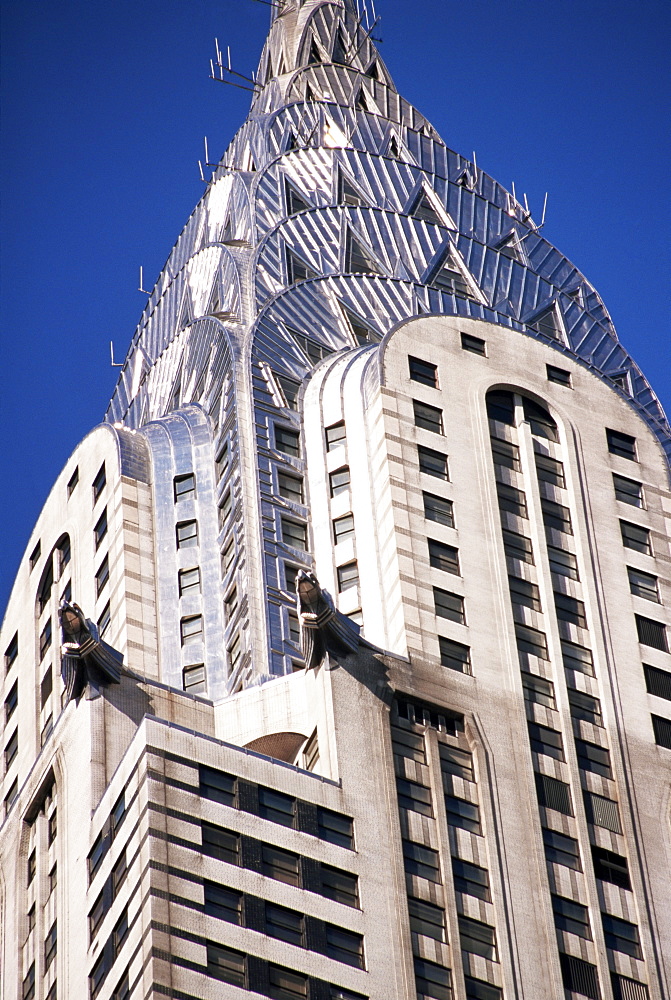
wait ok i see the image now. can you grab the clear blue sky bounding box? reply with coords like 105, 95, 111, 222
1, 0, 669, 617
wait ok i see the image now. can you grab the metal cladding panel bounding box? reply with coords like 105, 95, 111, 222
99, 0, 669, 687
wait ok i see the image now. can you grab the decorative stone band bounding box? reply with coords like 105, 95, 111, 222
59, 601, 123, 702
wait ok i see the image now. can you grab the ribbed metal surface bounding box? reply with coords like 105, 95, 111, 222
102, 0, 670, 685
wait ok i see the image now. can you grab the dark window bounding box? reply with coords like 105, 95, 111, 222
180, 614, 202, 645
552, 894, 591, 938
200, 765, 236, 806
329, 467, 351, 496
277, 374, 300, 411
318, 808, 354, 849
414, 958, 452, 1000
4, 778, 18, 813
262, 844, 300, 886
333, 514, 355, 545
266, 902, 304, 946
445, 795, 481, 833
461, 332, 486, 355
395, 697, 463, 736
38, 560, 54, 613
414, 399, 443, 434
5, 681, 18, 721
218, 490, 232, 529
452, 857, 491, 901
561, 639, 594, 675
89, 891, 105, 938
458, 915, 497, 960
320, 864, 358, 906
554, 592, 587, 628
497, 481, 528, 518
402, 840, 441, 882
215, 441, 229, 480
326, 925, 364, 968
95, 555, 110, 596
268, 965, 307, 1000
523, 398, 558, 441
620, 520, 652, 554
183, 663, 206, 694
92, 463, 106, 503
207, 942, 246, 987
284, 564, 299, 594
592, 846, 631, 889
521, 672, 555, 709
278, 472, 303, 503
509, 575, 542, 611
486, 390, 515, 425
27, 850, 36, 885
635, 615, 668, 651
535, 452, 565, 487
90, 951, 107, 998
67, 467, 79, 496
178, 566, 201, 596
44, 920, 57, 968
644, 663, 671, 701
543, 828, 581, 870
432, 253, 473, 298
548, 545, 579, 580
568, 688, 602, 726
29, 541, 41, 569
286, 181, 309, 216
576, 738, 612, 777
439, 637, 471, 673
111, 852, 127, 897
5, 729, 18, 769
202, 822, 239, 865
337, 561, 359, 592
391, 726, 426, 763
547, 365, 572, 387
515, 623, 548, 659
528, 721, 564, 760
502, 529, 533, 563
325, 422, 346, 451
439, 743, 474, 781
345, 229, 380, 274
39, 618, 52, 661
464, 978, 502, 1000
174, 473, 196, 501
434, 588, 465, 623
559, 954, 600, 1000
113, 910, 128, 957
541, 498, 572, 533
423, 492, 454, 527
429, 539, 460, 575
275, 426, 301, 458
396, 777, 432, 815
176, 519, 198, 548
652, 714, 671, 749
409, 356, 438, 388
286, 246, 317, 283
288, 611, 300, 645
491, 436, 521, 471
111, 974, 130, 1000
259, 787, 295, 827
610, 973, 650, 1000
607, 429, 637, 461
5, 632, 18, 670
418, 445, 450, 481
408, 897, 446, 941
41, 666, 53, 707
602, 912, 642, 958
281, 518, 308, 551
583, 790, 621, 832
613, 474, 643, 507
535, 773, 573, 815
48, 863, 57, 894
97, 602, 111, 637
204, 882, 242, 924
48, 809, 57, 845
628, 567, 659, 602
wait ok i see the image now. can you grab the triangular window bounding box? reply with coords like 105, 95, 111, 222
494, 230, 524, 262
366, 60, 382, 81
530, 305, 564, 342
355, 87, 370, 112
284, 130, 297, 152
332, 28, 348, 65
286, 248, 318, 284
431, 250, 476, 300
308, 38, 323, 65
339, 170, 365, 207
341, 305, 379, 345
263, 55, 273, 85
286, 181, 310, 216
412, 192, 444, 227
276, 373, 302, 410
388, 134, 400, 158
288, 327, 334, 365
345, 229, 381, 274
178, 292, 193, 330
456, 167, 475, 190
565, 284, 584, 307
610, 371, 631, 394
305, 83, 315, 103
208, 282, 224, 316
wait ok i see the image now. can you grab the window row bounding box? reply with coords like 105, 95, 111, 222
410, 353, 573, 390
200, 763, 354, 848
